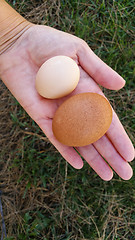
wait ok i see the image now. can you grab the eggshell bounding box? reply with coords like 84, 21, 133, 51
36, 55, 80, 99
52, 92, 113, 146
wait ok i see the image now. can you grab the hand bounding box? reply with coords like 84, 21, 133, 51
0, 25, 134, 180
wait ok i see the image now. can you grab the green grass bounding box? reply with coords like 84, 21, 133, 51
1, 0, 135, 239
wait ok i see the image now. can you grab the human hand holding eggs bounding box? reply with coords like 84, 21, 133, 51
1, 24, 134, 181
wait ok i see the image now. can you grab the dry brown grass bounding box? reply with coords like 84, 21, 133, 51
0, 83, 55, 237
8, 0, 61, 26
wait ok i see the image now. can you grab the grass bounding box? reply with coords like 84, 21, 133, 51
0, 0, 135, 239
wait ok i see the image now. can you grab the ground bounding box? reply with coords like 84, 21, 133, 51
0, 0, 135, 239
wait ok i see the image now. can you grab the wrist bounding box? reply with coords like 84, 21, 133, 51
0, 0, 33, 54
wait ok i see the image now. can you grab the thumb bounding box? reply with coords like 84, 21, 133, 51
78, 43, 125, 90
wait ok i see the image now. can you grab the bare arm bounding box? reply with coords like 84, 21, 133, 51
0, 0, 32, 54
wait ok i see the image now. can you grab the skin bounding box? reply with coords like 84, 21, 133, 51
0, 24, 134, 181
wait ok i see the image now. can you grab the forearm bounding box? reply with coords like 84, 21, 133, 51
0, 0, 32, 54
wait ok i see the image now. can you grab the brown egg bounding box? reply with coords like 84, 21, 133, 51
52, 93, 113, 146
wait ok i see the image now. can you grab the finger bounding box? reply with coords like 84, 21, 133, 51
77, 68, 134, 162
107, 111, 135, 162
78, 44, 125, 90
37, 118, 84, 169
76, 144, 113, 181
94, 135, 133, 180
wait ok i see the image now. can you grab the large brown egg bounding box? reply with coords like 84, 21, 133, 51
52, 93, 113, 146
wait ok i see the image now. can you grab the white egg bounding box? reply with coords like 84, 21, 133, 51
35, 55, 80, 99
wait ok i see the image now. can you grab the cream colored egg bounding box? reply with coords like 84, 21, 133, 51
35, 55, 80, 99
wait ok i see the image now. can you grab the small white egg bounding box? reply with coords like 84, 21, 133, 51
35, 55, 80, 99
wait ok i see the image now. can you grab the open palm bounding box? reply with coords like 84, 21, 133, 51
0, 25, 134, 180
